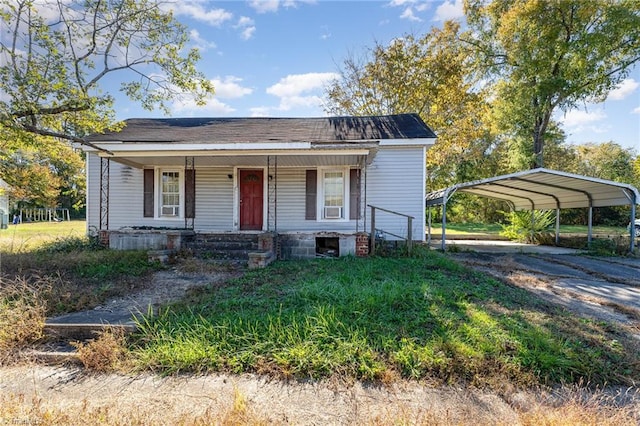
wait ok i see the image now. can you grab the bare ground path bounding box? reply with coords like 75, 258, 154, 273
1, 364, 639, 425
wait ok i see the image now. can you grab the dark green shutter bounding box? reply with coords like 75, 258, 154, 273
349, 169, 361, 220
305, 170, 317, 220
185, 169, 196, 218
143, 169, 154, 217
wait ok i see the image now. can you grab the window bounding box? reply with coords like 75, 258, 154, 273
305, 168, 360, 221
322, 170, 344, 219
143, 168, 194, 219
160, 171, 181, 217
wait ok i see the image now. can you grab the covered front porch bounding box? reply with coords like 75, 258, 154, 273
92, 148, 376, 260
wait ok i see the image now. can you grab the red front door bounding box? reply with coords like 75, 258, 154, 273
239, 169, 263, 230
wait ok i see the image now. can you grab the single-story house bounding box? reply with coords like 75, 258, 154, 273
83, 114, 436, 261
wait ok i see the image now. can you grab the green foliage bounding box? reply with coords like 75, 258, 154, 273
464, 0, 640, 168
132, 253, 637, 386
500, 210, 555, 243
324, 22, 494, 189
0, 0, 214, 147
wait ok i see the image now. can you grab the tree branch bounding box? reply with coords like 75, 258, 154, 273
20, 124, 112, 154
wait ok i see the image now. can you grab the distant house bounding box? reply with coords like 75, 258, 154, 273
83, 114, 436, 260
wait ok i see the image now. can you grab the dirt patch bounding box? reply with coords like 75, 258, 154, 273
1, 364, 638, 425
47, 259, 245, 325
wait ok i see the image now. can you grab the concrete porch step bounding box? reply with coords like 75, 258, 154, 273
186, 233, 260, 260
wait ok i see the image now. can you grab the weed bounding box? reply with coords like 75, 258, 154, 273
0, 277, 49, 362
72, 327, 129, 372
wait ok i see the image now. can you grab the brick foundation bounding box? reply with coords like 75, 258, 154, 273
355, 232, 370, 257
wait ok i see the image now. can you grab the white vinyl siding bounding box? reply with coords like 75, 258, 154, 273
366, 146, 426, 241
86, 146, 426, 240
195, 168, 234, 230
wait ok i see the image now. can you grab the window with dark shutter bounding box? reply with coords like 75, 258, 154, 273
349, 169, 361, 220
185, 169, 195, 218
143, 169, 154, 217
305, 169, 317, 220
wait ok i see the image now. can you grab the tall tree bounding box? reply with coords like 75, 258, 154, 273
0, 136, 84, 210
0, 0, 214, 148
464, 0, 640, 168
324, 22, 494, 189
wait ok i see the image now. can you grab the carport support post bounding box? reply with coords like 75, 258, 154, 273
441, 201, 447, 251
631, 200, 637, 252
588, 206, 593, 248
555, 208, 560, 245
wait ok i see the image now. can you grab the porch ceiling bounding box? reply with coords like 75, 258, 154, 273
107, 153, 370, 168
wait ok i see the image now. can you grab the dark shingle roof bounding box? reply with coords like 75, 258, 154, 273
86, 114, 436, 143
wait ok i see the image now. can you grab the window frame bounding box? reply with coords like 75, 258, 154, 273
317, 167, 350, 222
156, 168, 184, 219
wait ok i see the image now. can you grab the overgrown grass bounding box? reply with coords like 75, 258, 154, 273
133, 248, 638, 388
0, 221, 164, 316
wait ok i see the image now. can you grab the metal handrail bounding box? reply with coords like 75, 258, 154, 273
367, 204, 414, 255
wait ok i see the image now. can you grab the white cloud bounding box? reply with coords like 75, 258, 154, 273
400, 7, 422, 22
211, 76, 253, 99
434, 0, 464, 21
250, 106, 272, 117
249, 0, 280, 13
248, 0, 306, 13
189, 29, 217, 51
389, 1, 433, 22
607, 78, 639, 101
265, 72, 338, 113
170, 2, 233, 26
236, 16, 256, 40
171, 96, 235, 115
633, 106, 640, 114
560, 108, 609, 134
266, 72, 338, 98
168, 76, 252, 114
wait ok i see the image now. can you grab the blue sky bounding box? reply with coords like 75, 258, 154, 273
111, 0, 639, 152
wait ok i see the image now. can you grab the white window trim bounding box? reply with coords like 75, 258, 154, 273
317, 167, 350, 222
155, 167, 184, 220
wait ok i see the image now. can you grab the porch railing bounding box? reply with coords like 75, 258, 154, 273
368, 204, 414, 255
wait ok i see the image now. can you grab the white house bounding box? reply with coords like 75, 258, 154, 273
83, 114, 436, 260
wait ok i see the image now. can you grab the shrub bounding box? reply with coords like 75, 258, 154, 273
500, 210, 555, 243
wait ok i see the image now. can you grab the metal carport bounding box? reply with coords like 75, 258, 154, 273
426, 168, 640, 252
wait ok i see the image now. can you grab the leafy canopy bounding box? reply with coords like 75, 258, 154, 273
324, 22, 494, 188
463, 0, 640, 168
0, 0, 214, 148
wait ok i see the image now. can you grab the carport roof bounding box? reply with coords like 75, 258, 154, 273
426, 168, 639, 210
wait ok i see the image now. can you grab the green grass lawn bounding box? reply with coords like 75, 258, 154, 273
133, 250, 638, 388
0, 220, 87, 252
429, 222, 629, 236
